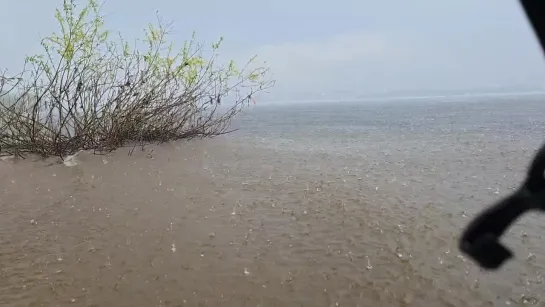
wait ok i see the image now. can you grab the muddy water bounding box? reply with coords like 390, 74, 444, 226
2, 97, 545, 306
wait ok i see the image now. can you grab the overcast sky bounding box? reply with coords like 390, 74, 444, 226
2, 0, 545, 100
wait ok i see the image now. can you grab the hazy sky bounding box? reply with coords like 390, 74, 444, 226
2, 0, 545, 100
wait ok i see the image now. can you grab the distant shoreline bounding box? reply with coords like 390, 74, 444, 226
253, 90, 545, 105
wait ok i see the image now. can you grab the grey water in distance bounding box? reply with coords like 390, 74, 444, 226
2, 95, 545, 306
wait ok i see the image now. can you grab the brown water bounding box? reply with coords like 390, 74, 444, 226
2, 97, 545, 306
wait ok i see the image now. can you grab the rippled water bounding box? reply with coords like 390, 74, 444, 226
2, 95, 545, 306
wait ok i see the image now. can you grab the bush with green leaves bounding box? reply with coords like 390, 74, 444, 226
0, 0, 273, 158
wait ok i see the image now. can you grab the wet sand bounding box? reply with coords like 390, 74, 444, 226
2, 99, 545, 306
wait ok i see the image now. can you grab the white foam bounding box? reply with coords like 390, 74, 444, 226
63, 150, 84, 167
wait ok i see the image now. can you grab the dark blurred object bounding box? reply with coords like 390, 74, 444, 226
459, 0, 545, 271
460, 142, 545, 270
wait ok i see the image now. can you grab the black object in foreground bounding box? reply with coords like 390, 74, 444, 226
459, 143, 545, 270
459, 0, 545, 271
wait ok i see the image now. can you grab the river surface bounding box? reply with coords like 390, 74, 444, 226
2, 95, 545, 306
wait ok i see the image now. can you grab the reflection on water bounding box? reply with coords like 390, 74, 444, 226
2, 96, 545, 306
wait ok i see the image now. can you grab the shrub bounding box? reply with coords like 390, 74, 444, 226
0, 0, 274, 158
